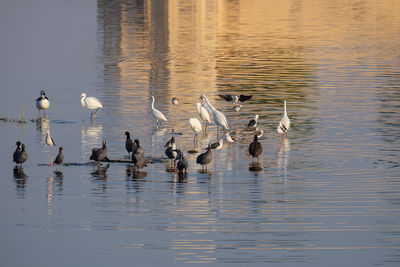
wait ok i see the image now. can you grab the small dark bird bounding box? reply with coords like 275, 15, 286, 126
176, 150, 188, 173
54, 147, 64, 169
210, 139, 223, 150
125, 131, 136, 157
133, 139, 144, 155
249, 135, 263, 162
247, 114, 259, 128
90, 141, 109, 164
218, 94, 252, 102
131, 139, 147, 170
172, 97, 179, 105
13, 142, 28, 168
196, 144, 212, 170
233, 105, 241, 112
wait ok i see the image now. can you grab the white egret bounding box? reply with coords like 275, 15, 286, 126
277, 100, 291, 138
200, 94, 229, 139
151, 96, 167, 126
225, 132, 235, 143
189, 118, 202, 144
80, 93, 103, 120
36, 90, 50, 117
195, 102, 211, 126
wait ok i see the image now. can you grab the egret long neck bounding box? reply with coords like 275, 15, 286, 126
151, 97, 155, 109
283, 101, 287, 116
203, 96, 216, 112
80, 96, 86, 107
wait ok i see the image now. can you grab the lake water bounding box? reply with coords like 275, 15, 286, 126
1, 0, 400, 266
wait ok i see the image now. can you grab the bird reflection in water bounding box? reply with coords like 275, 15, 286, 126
126, 165, 147, 179
277, 138, 290, 182
176, 172, 188, 183
36, 117, 50, 147
13, 166, 28, 195
81, 123, 103, 159
91, 163, 110, 180
249, 162, 263, 172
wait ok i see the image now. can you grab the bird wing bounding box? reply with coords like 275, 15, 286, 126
85, 97, 103, 109
153, 109, 168, 121
218, 94, 233, 101
200, 106, 211, 123
239, 95, 252, 102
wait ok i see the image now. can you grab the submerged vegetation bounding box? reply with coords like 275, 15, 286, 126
0, 109, 35, 124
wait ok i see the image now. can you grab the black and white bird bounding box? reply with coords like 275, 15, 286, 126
36, 90, 50, 117
45, 130, 56, 166
211, 139, 223, 150
277, 100, 291, 138
249, 135, 263, 162
218, 94, 252, 102
54, 147, 64, 170
176, 150, 188, 173
233, 105, 242, 112
171, 97, 179, 105
247, 114, 259, 128
196, 144, 213, 170
90, 141, 109, 164
13, 141, 28, 168
165, 137, 176, 163
125, 131, 136, 157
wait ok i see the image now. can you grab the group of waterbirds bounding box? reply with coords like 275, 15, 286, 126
14, 90, 291, 174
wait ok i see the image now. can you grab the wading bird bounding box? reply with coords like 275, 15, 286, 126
196, 102, 211, 127
80, 93, 103, 120
176, 150, 188, 173
249, 135, 263, 162
196, 144, 212, 171
200, 95, 229, 139
13, 141, 28, 169
277, 100, 291, 138
45, 130, 56, 165
125, 131, 136, 157
54, 147, 64, 170
247, 114, 259, 128
189, 118, 202, 143
36, 90, 50, 117
151, 96, 167, 126
172, 97, 178, 105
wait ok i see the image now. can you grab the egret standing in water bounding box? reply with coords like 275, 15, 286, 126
277, 100, 291, 138
200, 94, 229, 139
36, 90, 50, 117
188, 118, 202, 144
80, 93, 103, 120
196, 102, 211, 127
151, 96, 167, 126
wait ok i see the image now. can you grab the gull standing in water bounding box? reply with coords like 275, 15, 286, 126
277, 100, 291, 138
151, 96, 167, 126
45, 130, 56, 166
36, 90, 50, 117
80, 93, 103, 120
200, 94, 229, 139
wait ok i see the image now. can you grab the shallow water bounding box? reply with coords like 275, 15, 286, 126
1, 0, 400, 266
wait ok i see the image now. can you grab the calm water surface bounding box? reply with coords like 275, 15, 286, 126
1, 0, 400, 266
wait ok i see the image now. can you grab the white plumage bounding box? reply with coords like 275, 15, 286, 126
151, 96, 167, 124
200, 95, 229, 135
45, 129, 55, 165
36, 90, 50, 117
196, 102, 211, 125
277, 100, 291, 137
189, 118, 202, 135
80, 93, 103, 119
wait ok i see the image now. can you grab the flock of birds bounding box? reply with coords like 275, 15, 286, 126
13, 90, 291, 174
